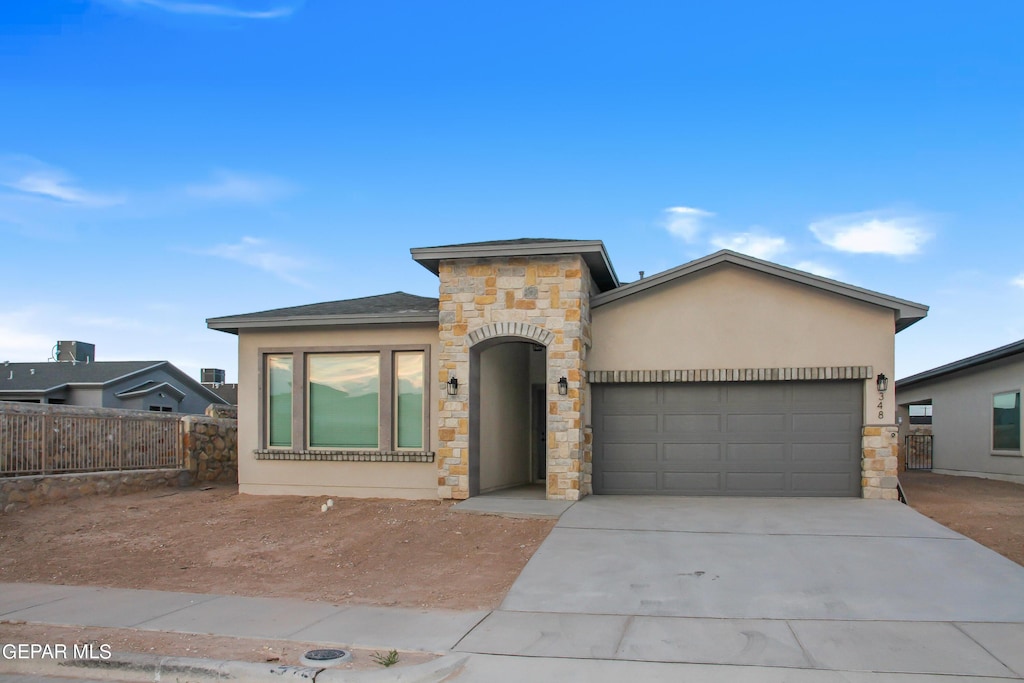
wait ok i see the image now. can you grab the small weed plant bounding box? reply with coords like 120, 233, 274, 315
371, 649, 400, 667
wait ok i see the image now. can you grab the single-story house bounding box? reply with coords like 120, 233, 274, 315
207, 239, 928, 501
896, 339, 1023, 484
0, 359, 229, 414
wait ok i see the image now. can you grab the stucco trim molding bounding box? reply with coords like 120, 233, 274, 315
254, 450, 435, 463
588, 366, 873, 383
468, 322, 555, 347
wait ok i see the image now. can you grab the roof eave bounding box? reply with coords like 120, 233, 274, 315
592, 249, 929, 329
896, 339, 1024, 390
410, 240, 620, 291
207, 312, 440, 334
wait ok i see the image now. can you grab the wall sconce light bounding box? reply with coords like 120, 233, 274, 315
557, 376, 568, 395
446, 376, 459, 396
876, 373, 889, 393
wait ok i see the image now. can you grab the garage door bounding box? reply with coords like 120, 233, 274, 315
592, 382, 863, 497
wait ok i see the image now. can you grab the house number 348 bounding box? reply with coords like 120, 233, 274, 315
877, 393, 885, 420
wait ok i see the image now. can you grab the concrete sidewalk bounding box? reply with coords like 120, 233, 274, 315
0, 583, 486, 654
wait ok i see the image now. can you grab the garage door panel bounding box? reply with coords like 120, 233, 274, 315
791, 443, 855, 462
662, 384, 723, 404
792, 472, 855, 494
603, 442, 658, 462
727, 443, 786, 462
593, 381, 862, 497
725, 472, 787, 493
600, 470, 659, 492
726, 384, 787, 403
727, 413, 787, 432
663, 471, 721, 493
664, 413, 721, 432
792, 413, 856, 432
663, 442, 722, 462
602, 414, 658, 432
602, 385, 659, 407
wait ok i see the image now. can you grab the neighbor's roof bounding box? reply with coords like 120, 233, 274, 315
591, 249, 929, 332
410, 238, 619, 292
0, 360, 227, 405
206, 291, 440, 334
0, 360, 163, 392
896, 338, 1024, 390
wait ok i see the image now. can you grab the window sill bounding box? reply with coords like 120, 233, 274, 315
991, 450, 1022, 458
254, 450, 434, 463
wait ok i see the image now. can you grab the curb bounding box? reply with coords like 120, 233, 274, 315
0, 651, 469, 682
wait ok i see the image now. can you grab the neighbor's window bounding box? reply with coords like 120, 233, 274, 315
308, 353, 380, 448
993, 390, 1021, 452
394, 351, 425, 449
267, 354, 293, 447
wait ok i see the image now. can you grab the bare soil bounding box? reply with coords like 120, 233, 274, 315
0, 485, 555, 610
900, 470, 1024, 566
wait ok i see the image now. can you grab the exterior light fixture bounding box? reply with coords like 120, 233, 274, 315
446, 376, 459, 396
876, 373, 889, 393
557, 376, 568, 395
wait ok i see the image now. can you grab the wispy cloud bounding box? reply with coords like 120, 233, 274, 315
199, 236, 312, 287
794, 260, 839, 279
662, 206, 713, 243
0, 155, 124, 208
185, 170, 294, 203
809, 211, 932, 256
710, 230, 787, 260
113, 0, 299, 19
0, 308, 59, 362
1012, 274, 1024, 289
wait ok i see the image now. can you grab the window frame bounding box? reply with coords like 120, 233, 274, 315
259, 344, 431, 453
992, 388, 1022, 456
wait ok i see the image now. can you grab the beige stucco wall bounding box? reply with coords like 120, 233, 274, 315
589, 264, 898, 425
479, 342, 531, 492
897, 355, 1023, 483
236, 323, 440, 498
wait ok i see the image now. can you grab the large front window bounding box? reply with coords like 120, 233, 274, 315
261, 345, 428, 454
309, 353, 380, 449
993, 390, 1021, 452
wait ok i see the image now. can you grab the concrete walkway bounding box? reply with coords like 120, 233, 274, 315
2, 497, 1023, 681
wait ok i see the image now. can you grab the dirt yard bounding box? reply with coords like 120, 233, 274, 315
0, 485, 555, 610
900, 470, 1024, 566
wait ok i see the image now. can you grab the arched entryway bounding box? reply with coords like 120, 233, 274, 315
468, 336, 549, 496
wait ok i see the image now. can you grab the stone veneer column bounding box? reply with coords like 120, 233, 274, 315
436, 255, 592, 500
862, 425, 900, 500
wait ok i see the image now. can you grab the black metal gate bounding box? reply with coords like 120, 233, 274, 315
905, 434, 933, 470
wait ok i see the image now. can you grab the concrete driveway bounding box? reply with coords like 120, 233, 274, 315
454, 497, 1024, 680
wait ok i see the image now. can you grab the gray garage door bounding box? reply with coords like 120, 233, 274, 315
592, 382, 863, 497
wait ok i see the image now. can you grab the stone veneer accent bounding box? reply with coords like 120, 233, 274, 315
862, 425, 900, 500
1, 468, 189, 514
437, 255, 592, 500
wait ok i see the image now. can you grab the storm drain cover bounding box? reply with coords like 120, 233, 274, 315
300, 649, 352, 667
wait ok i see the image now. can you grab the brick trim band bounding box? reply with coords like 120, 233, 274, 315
587, 366, 873, 383
254, 450, 435, 463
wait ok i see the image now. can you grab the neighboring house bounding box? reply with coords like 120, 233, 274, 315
207, 239, 928, 501
896, 339, 1023, 484
0, 360, 229, 414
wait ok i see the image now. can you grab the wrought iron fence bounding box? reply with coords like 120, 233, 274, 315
904, 433, 933, 471
1, 406, 184, 476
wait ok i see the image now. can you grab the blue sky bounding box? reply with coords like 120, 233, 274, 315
1, 0, 1022, 382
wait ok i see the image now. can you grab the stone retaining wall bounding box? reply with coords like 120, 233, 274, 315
183, 415, 237, 483
1, 468, 188, 514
